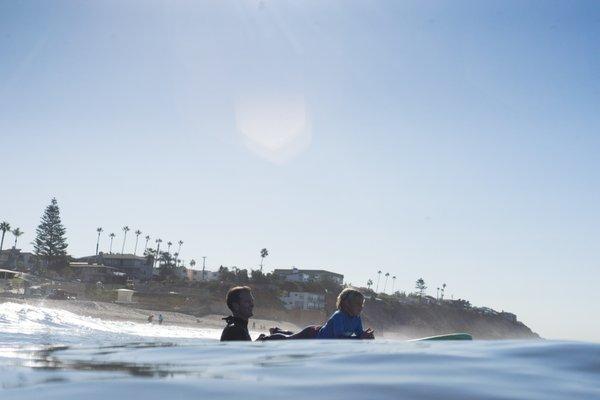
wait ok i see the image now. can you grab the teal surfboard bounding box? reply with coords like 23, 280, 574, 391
411, 333, 473, 341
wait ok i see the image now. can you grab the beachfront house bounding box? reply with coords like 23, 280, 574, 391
280, 291, 326, 310
116, 288, 135, 303
77, 253, 153, 281
69, 262, 127, 284
0, 249, 38, 272
0, 268, 31, 294
272, 268, 344, 285
186, 268, 219, 282
476, 307, 499, 316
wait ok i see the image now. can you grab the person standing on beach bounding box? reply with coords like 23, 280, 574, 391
220, 286, 254, 341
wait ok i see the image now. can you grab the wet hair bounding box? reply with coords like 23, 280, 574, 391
336, 288, 364, 310
226, 286, 252, 312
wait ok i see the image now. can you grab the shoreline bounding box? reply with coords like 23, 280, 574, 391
0, 297, 300, 333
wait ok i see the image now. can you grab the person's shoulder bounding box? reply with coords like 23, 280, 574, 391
335, 310, 355, 320
327, 310, 347, 322
220, 317, 251, 341
221, 324, 245, 341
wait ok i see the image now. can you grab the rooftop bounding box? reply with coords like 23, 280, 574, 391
273, 268, 344, 278
80, 253, 148, 260
69, 262, 119, 270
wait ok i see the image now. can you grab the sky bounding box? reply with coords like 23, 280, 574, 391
0, 0, 599, 341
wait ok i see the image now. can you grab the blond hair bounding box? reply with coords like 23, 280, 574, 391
336, 288, 364, 310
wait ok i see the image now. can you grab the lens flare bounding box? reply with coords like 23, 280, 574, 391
235, 92, 311, 163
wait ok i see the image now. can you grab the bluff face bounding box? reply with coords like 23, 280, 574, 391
359, 299, 539, 340
40, 280, 539, 339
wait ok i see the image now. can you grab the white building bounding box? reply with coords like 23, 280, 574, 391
280, 291, 325, 310
77, 253, 153, 280
186, 268, 219, 282
273, 267, 344, 285
116, 288, 135, 303
0, 268, 30, 294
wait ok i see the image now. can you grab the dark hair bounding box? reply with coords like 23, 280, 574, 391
226, 286, 252, 312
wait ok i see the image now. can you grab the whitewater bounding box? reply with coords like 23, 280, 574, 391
1, 302, 599, 400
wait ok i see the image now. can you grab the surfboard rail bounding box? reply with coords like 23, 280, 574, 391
411, 333, 473, 341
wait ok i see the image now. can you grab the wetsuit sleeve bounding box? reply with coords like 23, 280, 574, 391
354, 317, 364, 338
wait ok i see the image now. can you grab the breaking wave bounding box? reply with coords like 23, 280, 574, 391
0, 302, 220, 348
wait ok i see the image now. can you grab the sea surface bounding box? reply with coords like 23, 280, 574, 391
0, 302, 599, 400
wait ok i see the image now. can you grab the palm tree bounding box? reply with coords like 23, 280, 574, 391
121, 226, 130, 254
190, 259, 196, 269
437, 287, 440, 300
154, 238, 163, 267
260, 248, 269, 272
375, 270, 382, 292
175, 240, 183, 265
441, 283, 447, 300
144, 235, 151, 252
173, 252, 179, 267
95, 227, 103, 255
0, 221, 11, 252
167, 241, 172, 254
383, 272, 390, 293
367, 279, 373, 290
133, 230, 142, 255
11, 228, 23, 249
109, 233, 116, 253
392, 275, 396, 293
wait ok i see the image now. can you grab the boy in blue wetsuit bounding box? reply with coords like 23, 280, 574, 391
317, 288, 374, 339
259, 288, 374, 340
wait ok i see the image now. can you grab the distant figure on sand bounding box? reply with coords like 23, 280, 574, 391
147, 314, 154, 324
220, 286, 253, 341
158, 314, 164, 325
258, 288, 374, 340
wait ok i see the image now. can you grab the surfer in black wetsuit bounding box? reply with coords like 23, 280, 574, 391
220, 286, 254, 341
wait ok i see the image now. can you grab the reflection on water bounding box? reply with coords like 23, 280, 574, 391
3, 339, 600, 400
23, 344, 179, 378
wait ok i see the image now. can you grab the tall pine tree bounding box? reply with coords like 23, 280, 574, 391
34, 197, 68, 269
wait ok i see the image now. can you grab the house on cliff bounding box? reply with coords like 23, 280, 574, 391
0, 249, 38, 272
77, 253, 153, 280
273, 267, 344, 285
186, 268, 219, 282
280, 291, 325, 310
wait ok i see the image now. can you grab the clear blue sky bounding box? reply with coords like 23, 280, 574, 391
1, 1, 599, 341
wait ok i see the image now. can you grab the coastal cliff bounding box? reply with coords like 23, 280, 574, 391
2, 280, 539, 340
251, 296, 540, 340
360, 298, 539, 340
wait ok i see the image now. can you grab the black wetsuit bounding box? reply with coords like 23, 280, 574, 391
220, 316, 251, 341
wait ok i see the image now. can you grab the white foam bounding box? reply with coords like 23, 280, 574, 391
0, 302, 221, 344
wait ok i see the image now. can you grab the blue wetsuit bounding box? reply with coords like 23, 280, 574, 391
317, 310, 364, 339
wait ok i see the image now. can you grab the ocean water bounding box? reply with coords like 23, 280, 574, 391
0, 302, 599, 400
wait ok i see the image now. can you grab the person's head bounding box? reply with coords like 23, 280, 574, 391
226, 286, 254, 320
336, 288, 365, 317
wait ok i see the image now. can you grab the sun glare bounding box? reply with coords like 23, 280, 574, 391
234, 92, 311, 164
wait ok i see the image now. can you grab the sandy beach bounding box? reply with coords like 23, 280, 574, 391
0, 297, 300, 334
